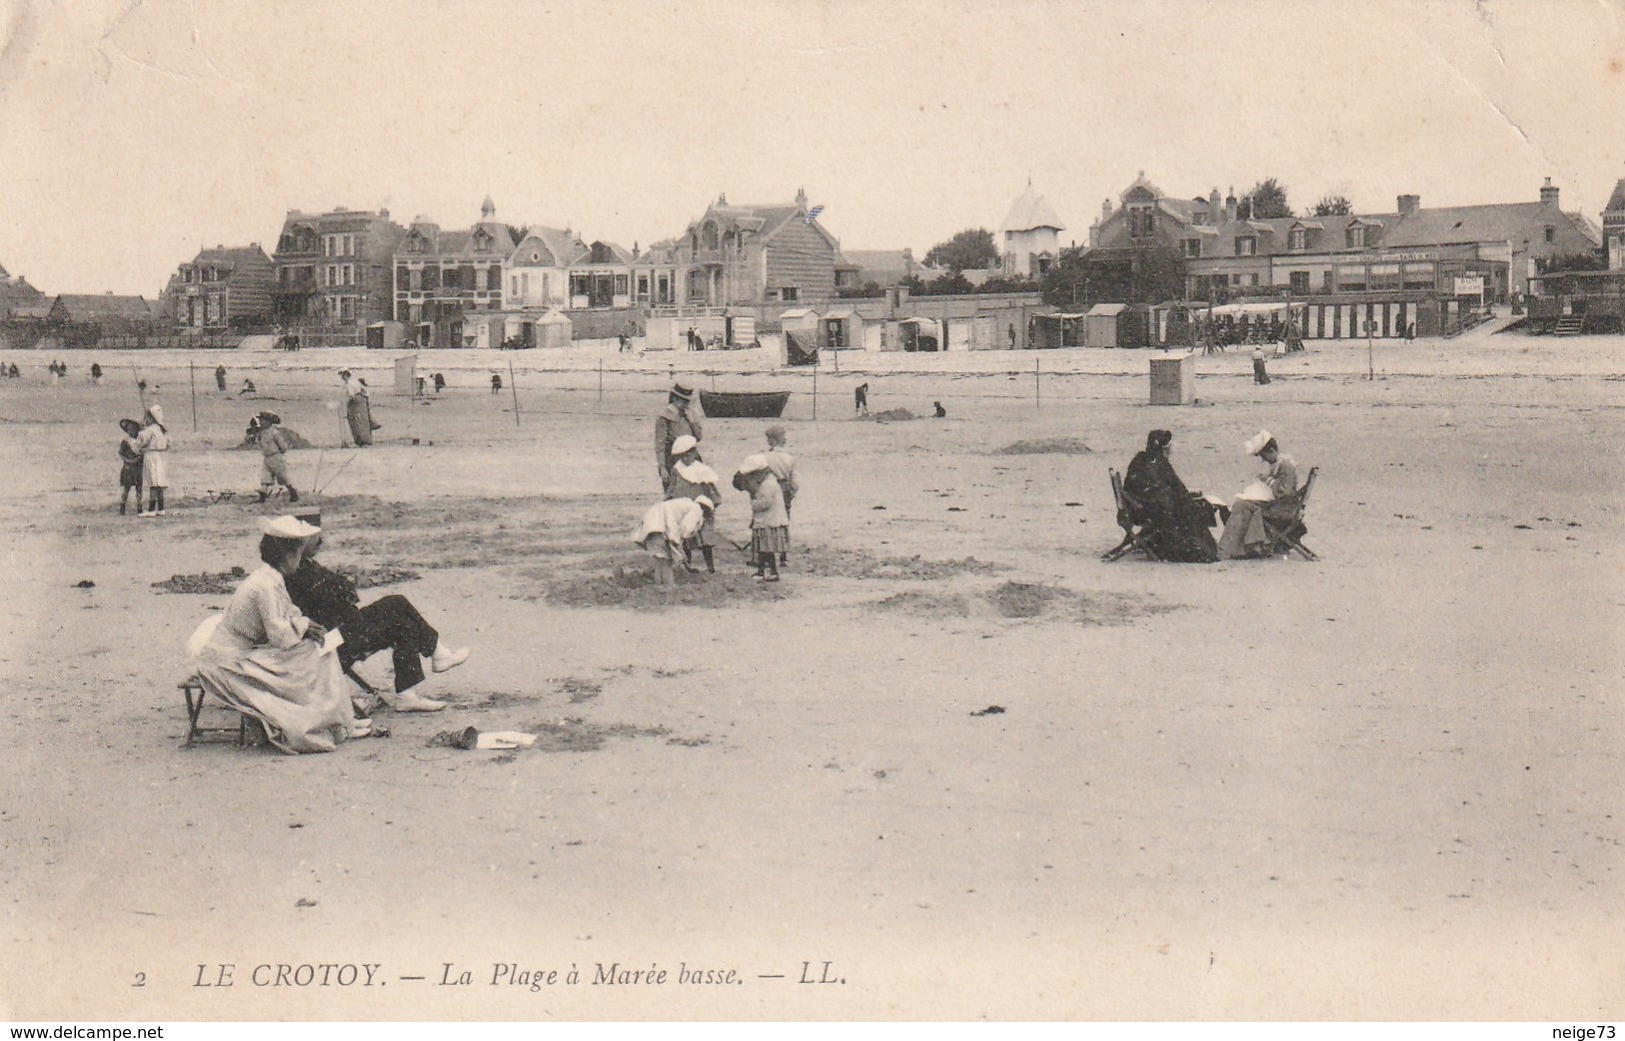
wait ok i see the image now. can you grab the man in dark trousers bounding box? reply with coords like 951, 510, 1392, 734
284, 509, 470, 713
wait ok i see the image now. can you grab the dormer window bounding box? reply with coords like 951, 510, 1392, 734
1235, 236, 1256, 257
1182, 239, 1201, 258
1346, 225, 1366, 248
1289, 227, 1307, 251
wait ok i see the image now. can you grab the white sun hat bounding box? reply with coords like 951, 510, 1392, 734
260, 514, 321, 539
670, 434, 698, 457
1244, 430, 1274, 456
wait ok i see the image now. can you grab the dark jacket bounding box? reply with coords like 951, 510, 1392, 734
284, 557, 364, 632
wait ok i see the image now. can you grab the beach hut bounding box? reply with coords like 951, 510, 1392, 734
821, 306, 863, 351
366, 320, 405, 351
1031, 312, 1085, 349
535, 309, 573, 349
899, 316, 942, 352
1084, 303, 1128, 348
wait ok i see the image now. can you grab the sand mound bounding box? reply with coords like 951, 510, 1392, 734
536, 564, 788, 610
153, 568, 245, 594
870, 408, 918, 422
799, 545, 999, 581
995, 437, 1093, 455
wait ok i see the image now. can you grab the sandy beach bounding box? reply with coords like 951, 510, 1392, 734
1, 331, 1621, 1020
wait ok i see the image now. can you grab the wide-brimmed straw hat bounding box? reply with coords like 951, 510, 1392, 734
737, 453, 769, 475
693, 495, 715, 511
260, 515, 320, 539
670, 434, 698, 457
669, 383, 694, 401
1244, 430, 1274, 456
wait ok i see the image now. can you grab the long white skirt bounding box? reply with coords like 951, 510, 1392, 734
195, 639, 358, 754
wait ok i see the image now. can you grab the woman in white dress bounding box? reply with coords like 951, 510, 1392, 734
193, 515, 370, 753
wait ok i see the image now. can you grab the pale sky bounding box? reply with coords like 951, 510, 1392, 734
1, 0, 1623, 296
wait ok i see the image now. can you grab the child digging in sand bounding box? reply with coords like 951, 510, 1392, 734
633, 494, 715, 589
762, 425, 797, 568
665, 434, 722, 573
733, 455, 788, 582
117, 419, 143, 515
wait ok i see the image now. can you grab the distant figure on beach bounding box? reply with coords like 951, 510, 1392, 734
763, 426, 797, 568
933, 401, 947, 418
1216, 430, 1299, 560
256, 413, 299, 504
1252, 347, 1270, 385
117, 419, 144, 516
619, 332, 631, 354
90, 363, 102, 385
215, 365, 227, 393
135, 405, 169, 517
341, 370, 376, 446
239, 378, 256, 397
1122, 429, 1219, 564
654, 383, 702, 491
433, 372, 446, 394
854, 382, 869, 415
490, 372, 502, 394
415, 375, 426, 397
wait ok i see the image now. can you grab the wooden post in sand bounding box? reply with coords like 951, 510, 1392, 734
1035, 355, 1041, 410
188, 362, 198, 432
597, 359, 603, 404
508, 359, 520, 427
812, 365, 818, 421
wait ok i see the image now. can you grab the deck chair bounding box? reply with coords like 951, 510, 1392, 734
1101, 468, 1161, 562
1261, 466, 1319, 560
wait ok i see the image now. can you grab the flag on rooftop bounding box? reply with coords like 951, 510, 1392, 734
803, 205, 824, 224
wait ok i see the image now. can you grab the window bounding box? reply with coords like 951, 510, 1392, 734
1321, 270, 1334, 292
339, 296, 355, 320
1338, 265, 1367, 291
397, 266, 410, 291
344, 234, 355, 256
1289, 228, 1307, 251
1235, 236, 1256, 257
1249, 273, 1260, 286
614, 274, 629, 295
1290, 271, 1310, 293
1346, 225, 1366, 248
637, 274, 650, 300
1403, 262, 1435, 289
1545, 226, 1556, 243
781, 287, 799, 302
511, 275, 520, 297
542, 274, 550, 300
1230, 274, 1242, 286
1182, 239, 1201, 258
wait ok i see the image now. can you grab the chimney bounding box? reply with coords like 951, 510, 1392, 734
1225, 187, 1237, 222
1210, 187, 1221, 214
1397, 194, 1421, 216
902, 247, 914, 262
1101, 197, 1112, 221
1540, 177, 1560, 207
795, 188, 808, 210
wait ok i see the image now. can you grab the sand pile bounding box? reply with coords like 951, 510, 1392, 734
231, 427, 315, 451
869, 408, 918, 422
995, 437, 1093, 455
152, 568, 245, 594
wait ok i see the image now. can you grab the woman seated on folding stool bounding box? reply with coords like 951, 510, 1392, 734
191, 515, 372, 753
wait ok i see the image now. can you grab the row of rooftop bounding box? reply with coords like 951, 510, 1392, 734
4, 174, 1625, 342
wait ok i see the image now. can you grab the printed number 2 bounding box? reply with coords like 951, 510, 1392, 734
132, 973, 146, 988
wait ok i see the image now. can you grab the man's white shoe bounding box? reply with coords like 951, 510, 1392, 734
430, 645, 470, 674
384, 689, 447, 713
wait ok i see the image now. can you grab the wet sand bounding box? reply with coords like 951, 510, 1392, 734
1, 334, 1621, 1019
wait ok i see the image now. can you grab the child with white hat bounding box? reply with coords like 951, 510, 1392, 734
135, 405, 170, 517
733, 455, 788, 582
665, 434, 722, 573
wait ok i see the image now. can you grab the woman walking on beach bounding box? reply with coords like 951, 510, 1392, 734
135, 405, 170, 517
341, 370, 376, 446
